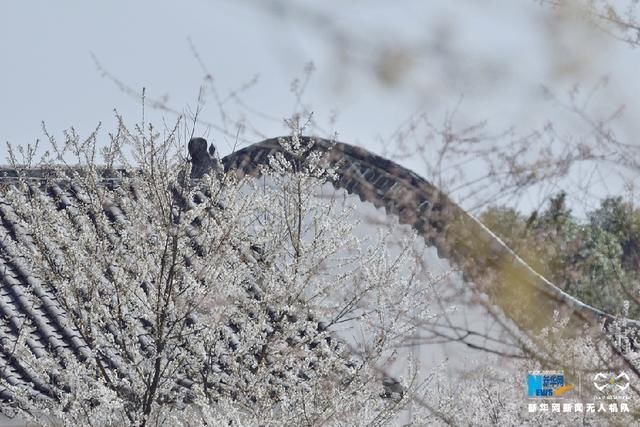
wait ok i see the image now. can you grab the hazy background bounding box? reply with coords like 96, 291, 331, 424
2, 0, 639, 213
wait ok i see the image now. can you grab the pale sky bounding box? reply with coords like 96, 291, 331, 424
2, 0, 639, 212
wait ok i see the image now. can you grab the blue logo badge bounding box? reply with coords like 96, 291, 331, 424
527, 371, 573, 398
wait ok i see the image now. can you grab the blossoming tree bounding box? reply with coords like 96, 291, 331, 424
0, 119, 441, 426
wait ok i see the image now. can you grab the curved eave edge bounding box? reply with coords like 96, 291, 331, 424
222, 136, 635, 328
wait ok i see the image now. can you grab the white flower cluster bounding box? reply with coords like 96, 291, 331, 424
0, 121, 442, 426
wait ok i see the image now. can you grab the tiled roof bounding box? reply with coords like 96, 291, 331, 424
0, 183, 93, 400
0, 135, 630, 404
0, 150, 350, 405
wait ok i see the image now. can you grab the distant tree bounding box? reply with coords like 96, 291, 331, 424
481, 193, 640, 318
